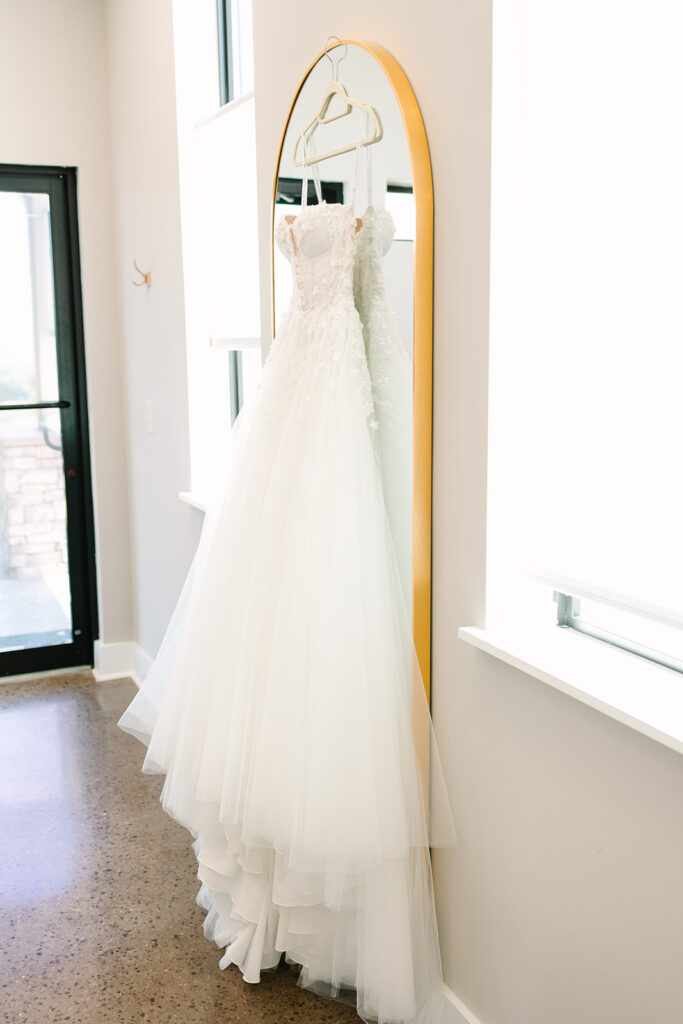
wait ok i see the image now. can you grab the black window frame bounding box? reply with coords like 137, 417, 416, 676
216, 0, 235, 106
217, 0, 249, 423
275, 176, 345, 209
0, 164, 98, 677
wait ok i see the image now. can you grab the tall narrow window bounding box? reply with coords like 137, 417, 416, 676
487, 1, 683, 669
217, 0, 254, 105
216, 0, 257, 423
173, 0, 260, 502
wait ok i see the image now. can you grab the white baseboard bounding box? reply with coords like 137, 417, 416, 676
444, 984, 484, 1024
92, 640, 152, 687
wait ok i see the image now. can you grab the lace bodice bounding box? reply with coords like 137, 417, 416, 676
352, 204, 413, 607
352, 205, 408, 419
270, 202, 375, 423
275, 202, 358, 314
353, 205, 396, 310
355, 206, 395, 266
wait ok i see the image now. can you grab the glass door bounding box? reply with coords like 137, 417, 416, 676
0, 167, 97, 676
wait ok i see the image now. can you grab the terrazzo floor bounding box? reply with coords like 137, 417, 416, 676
0, 672, 361, 1024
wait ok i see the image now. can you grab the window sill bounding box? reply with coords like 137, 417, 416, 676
178, 490, 208, 513
458, 624, 683, 756
194, 90, 255, 130
209, 335, 261, 349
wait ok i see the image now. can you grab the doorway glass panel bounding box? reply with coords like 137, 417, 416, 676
0, 191, 72, 652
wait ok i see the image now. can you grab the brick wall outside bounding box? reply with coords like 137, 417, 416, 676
0, 435, 68, 579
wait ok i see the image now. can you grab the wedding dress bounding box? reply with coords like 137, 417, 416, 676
118, 133, 452, 1024
353, 201, 413, 607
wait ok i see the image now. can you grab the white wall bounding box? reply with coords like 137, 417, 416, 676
251, 4, 683, 1024
0, 0, 133, 644
104, 0, 202, 658
11, 3, 682, 1021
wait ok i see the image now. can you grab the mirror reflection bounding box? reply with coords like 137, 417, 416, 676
274, 44, 415, 609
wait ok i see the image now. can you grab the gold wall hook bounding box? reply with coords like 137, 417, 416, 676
132, 258, 151, 287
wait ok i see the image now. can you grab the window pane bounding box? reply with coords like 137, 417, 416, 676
0, 190, 72, 651
570, 597, 683, 667
0, 408, 72, 651
0, 192, 59, 405
231, 0, 254, 96
385, 190, 415, 242
488, 0, 683, 624
195, 95, 260, 343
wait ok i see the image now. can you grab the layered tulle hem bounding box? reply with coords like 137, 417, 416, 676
185, 831, 451, 1024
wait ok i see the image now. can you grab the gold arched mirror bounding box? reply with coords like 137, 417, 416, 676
271, 41, 433, 700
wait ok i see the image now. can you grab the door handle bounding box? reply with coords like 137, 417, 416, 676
0, 400, 71, 411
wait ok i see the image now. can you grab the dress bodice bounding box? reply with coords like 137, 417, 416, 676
355, 205, 395, 260
353, 206, 396, 307
275, 203, 358, 314
351, 203, 412, 606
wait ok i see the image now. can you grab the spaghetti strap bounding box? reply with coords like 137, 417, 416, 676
301, 134, 323, 208
366, 125, 373, 207
352, 112, 374, 209
301, 111, 369, 212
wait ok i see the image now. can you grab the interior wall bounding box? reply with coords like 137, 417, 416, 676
251, 4, 683, 1024
104, 0, 202, 658
0, 0, 133, 644
13, 2, 681, 1021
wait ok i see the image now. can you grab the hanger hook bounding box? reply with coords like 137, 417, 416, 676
324, 36, 348, 80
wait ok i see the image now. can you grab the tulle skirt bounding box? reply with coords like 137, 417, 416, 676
118, 303, 452, 1023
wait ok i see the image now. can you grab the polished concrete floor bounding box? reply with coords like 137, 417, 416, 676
0, 672, 360, 1024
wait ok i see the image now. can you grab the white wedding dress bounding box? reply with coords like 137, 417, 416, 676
118, 146, 452, 1023
354, 204, 413, 608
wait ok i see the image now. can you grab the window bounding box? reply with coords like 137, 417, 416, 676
487, 1, 683, 670
172, 0, 260, 501
215, 0, 258, 424
216, 0, 254, 105
385, 185, 415, 242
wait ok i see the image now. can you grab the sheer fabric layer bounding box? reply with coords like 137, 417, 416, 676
354, 205, 413, 607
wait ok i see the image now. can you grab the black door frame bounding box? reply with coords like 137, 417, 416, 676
0, 164, 98, 676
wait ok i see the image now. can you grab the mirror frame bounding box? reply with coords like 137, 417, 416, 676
271, 41, 434, 703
